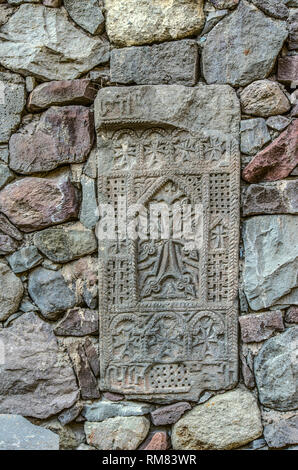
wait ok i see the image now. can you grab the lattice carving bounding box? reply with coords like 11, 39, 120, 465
97, 86, 240, 401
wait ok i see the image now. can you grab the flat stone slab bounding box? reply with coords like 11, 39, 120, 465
242, 180, 298, 216
243, 215, 298, 310
110, 40, 199, 86
95, 84, 240, 403
0, 415, 59, 450
0, 71, 25, 143
82, 400, 154, 421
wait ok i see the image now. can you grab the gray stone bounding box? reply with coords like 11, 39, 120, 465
286, 306, 298, 323
19, 297, 39, 313
240, 119, 271, 155
54, 308, 99, 336
40, 418, 85, 450
34, 224, 97, 263
254, 327, 298, 410
83, 148, 97, 179
110, 40, 199, 86
0, 163, 13, 190
240, 80, 291, 117
0, 262, 23, 322
64, 0, 104, 35
0, 72, 25, 143
82, 400, 154, 422
0, 145, 9, 163
150, 402, 191, 426
202, 9, 229, 34
58, 403, 83, 426
172, 389, 263, 450
0, 212, 22, 241
80, 176, 98, 230
0, 4, 109, 81
7, 246, 43, 273
0, 415, 59, 450
28, 267, 76, 320
239, 310, 284, 342
85, 416, 150, 450
104, 0, 205, 46
210, 0, 239, 7
202, 1, 288, 86
0, 5, 16, 27
243, 216, 298, 310
0, 312, 79, 418
250, 0, 289, 20
0, 233, 18, 255
264, 416, 298, 448
266, 115, 291, 131
242, 180, 298, 216
83, 337, 100, 378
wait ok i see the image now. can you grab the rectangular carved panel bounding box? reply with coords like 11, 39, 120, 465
95, 85, 240, 402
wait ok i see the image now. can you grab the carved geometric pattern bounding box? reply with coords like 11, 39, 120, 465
97, 88, 240, 401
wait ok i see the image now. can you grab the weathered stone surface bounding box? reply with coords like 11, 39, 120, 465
264, 416, 298, 448
0, 212, 22, 241
82, 400, 154, 422
40, 418, 85, 450
0, 174, 80, 232
210, 0, 239, 7
104, 0, 205, 46
43, 0, 61, 6
278, 56, 298, 84
85, 416, 150, 450
202, 1, 288, 86
0, 72, 25, 143
27, 80, 97, 112
0, 4, 109, 81
172, 389, 263, 450
83, 337, 100, 378
0, 5, 16, 27
0, 145, 9, 164
240, 118, 271, 155
80, 176, 98, 230
9, 106, 94, 174
243, 216, 298, 310
95, 84, 240, 403
0, 312, 79, 418
0, 233, 18, 255
201, 9, 229, 34
250, 0, 289, 19
286, 306, 298, 323
266, 115, 291, 131
242, 180, 298, 216
0, 163, 14, 190
67, 340, 100, 400
0, 415, 59, 450
239, 311, 284, 343
150, 402, 191, 426
54, 308, 98, 336
110, 40, 198, 86
7, 246, 43, 273
64, 0, 104, 35
288, 8, 298, 49
0, 262, 23, 322
254, 327, 298, 410
240, 80, 291, 117
34, 224, 97, 263
242, 120, 298, 182
103, 392, 124, 402
240, 353, 255, 389
28, 267, 76, 320
58, 403, 83, 426
142, 431, 169, 450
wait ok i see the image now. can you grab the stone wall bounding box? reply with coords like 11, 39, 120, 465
0, 0, 297, 451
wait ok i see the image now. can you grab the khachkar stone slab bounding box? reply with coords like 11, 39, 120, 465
95, 85, 240, 403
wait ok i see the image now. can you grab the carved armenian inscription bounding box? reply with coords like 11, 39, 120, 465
96, 85, 240, 401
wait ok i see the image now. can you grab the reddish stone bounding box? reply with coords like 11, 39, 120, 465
242, 120, 298, 182
143, 432, 169, 451
67, 340, 100, 401
103, 392, 125, 402
285, 306, 298, 324
240, 354, 255, 389
0, 174, 80, 232
150, 402, 191, 426
277, 56, 298, 84
242, 180, 298, 216
0, 212, 23, 241
239, 311, 284, 343
27, 79, 97, 111
9, 106, 94, 174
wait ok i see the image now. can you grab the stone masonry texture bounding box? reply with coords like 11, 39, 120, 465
0, 0, 297, 452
